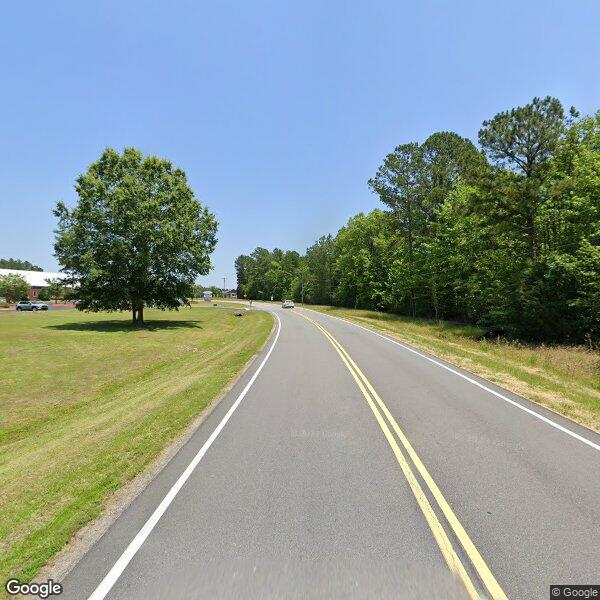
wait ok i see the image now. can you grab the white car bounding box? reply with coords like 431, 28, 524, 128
282, 299, 295, 309
15, 300, 48, 311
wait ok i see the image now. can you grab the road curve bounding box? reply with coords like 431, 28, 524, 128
59, 303, 600, 599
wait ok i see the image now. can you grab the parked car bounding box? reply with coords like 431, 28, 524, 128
15, 300, 48, 311
282, 299, 295, 308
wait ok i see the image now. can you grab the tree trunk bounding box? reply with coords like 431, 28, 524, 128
526, 215, 538, 261
431, 279, 439, 321
132, 305, 144, 326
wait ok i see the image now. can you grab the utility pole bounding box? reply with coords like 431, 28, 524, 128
222, 277, 226, 299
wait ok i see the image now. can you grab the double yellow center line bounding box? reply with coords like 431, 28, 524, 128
297, 312, 508, 600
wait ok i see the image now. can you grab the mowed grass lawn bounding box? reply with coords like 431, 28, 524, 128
0, 305, 272, 584
303, 306, 600, 432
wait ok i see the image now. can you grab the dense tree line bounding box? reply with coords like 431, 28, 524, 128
236, 97, 599, 343
0, 258, 43, 271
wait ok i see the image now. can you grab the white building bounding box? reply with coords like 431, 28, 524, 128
0, 269, 67, 299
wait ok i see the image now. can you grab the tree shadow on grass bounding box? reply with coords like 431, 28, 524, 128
45, 320, 203, 333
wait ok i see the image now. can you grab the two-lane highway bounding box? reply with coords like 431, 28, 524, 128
61, 303, 600, 599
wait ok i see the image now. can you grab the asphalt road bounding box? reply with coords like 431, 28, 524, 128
60, 304, 600, 599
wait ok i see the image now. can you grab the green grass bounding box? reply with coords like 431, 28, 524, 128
0, 306, 272, 585
303, 305, 600, 432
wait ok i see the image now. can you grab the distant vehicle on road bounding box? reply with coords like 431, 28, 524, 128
203, 291, 213, 302
15, 300, 48, 311
282, 299, 295, 308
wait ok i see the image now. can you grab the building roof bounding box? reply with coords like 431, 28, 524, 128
0, 269, 67, 287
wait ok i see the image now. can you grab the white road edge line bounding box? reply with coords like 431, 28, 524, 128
303, 308, 600, 454
87, 313, 282, 600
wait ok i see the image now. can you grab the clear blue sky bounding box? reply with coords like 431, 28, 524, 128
1, 1, 599, 287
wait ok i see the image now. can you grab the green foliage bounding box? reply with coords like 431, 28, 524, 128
41, 278, 65, 301
53, 148, 218, 324
235, 247, 302, 301
0, 273, 30, 302
236, 97, 598, 344
36, 288, 51, 301
234, 254, 253, 297
477, 96, 574, 261
0, 258, 43, 271
333, 210, 396, 310
304, 235, 335, 304
478, 96, 568, 176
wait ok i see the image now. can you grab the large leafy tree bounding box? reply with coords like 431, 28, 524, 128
535, 111, 600, 340
478, 96, 575, 261
39, 278, 65, 302
413, 132, 485, 317
368, 143, 427, 315
54, 148, 217, 325
234, 254, 253, 297
333, 210, 397, 310
246, 247, 274, 299
304, 235, 335, 305
420, 131, 484, 209
368, 143, 425, 262
369, 134, 482, 316
0, 273, 30, 302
